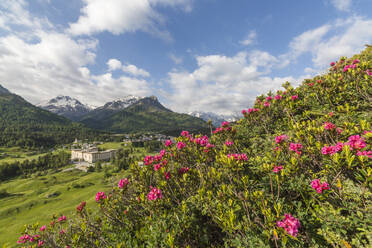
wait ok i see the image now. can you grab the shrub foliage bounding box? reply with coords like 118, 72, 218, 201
17, 48, 371, 247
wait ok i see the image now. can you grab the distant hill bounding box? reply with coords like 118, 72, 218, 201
188, 111, 238, 127
0, 86, 98, 147
80, 96, 210, 135
37, 96, 94, 121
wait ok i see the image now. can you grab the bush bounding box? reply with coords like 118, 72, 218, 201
16, 48, 372, 247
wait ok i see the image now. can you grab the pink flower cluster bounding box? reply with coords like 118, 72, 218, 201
177, 141, 186, 150
323, 122, 336, 130
321, 142, 344, 155
144, 150, 166, 166
264, 101, 270, 107
311, 179, 330, 194
17, 234, 43, 246
95, 192, 106, 202
147, 186, 163, 201
347, 135, 366, 150
118, 178, 129, 188
266, 96, 273, 101
181, 130, 190, 137
242, 108, 260, 115
225, 140, 234, 146
291, 95, 299, 101
227, 153, 248, 161
275, 134, 288, 144
366, 69, 372, 76
277, 214, 300, 237
343, 60, 359, 72
213, 122, 232, 134
356, 150, 372, 158
273, 165, 283, 173
274, 94, 282, 100
194, 135, 209, 146
154, 160, 167, 171
330, 62, 336, 66
58, 215, 66, 222
165, 140, 173, 147
289, 143, 303, 155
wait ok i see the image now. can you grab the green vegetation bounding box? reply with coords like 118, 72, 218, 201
0, 92, 100, 148
0, 147, 68, 164
18, 48, 371, 247
81, 96, 210, 136
0, 169, 116, 246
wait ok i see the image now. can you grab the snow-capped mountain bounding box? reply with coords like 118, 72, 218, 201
188, 111, 239, 127
38, 95, 94, 121
98, 95, 143, 111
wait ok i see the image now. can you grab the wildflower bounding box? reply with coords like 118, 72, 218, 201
144, 155, 154, 165
59, 229, 66, 235
356, 150, 372, 158
363, 130, 372, 135
181, 130, 189, 137
95, 192, 106, 202
225, 140, 234, 146
273, 165, 283, 173
194, 136, 209, 146
277, 214, 300, 237
289, 143, 303, 155
206, 143, 215, 149
147, 186, 163, 201
227, 153, 248, 161
177, 142, 186, 150
153, 163, 162, 171
118, 178, 129, 188
275, 134, 288, 144
264, 101, 270, 107
347, 135, 366, 150
58, 215, 66, 222
317, 80, 322, 84
266, 96, 273, 101
38, 240, 44, 247
330, 62, 335, 66
343, 65, 351, 72
336, 128, 343, 134
241, 109, 247, 115
311, 179, 330, 193
164, 171, 171, 180
291, 95, 298, 101
323, 122, 336, 130
159, 149, 166, 156
274, 94, 282, 100
366, 69, 372, 76
352, 59, 360, 64
221, 121, 229, 127
40, 225, 46, 231
307, 82, 314, 87
165, 140, 173, 147
76, 201, 86, 212
178, 167, 190, 175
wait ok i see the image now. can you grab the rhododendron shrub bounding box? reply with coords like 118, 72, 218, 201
17, 48, 372, 247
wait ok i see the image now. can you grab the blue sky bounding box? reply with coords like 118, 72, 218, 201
0, 0, 371, 115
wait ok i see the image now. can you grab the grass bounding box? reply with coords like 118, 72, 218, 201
98, 142, 126, 150
0, 167, 124, 247
0, 147, 69, 164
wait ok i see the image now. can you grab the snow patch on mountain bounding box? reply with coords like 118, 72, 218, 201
188, 111, 239, 127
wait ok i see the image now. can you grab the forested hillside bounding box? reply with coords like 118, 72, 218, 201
16, 47, 371, 247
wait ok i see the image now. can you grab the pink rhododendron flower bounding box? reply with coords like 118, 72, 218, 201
165, 140, 173, 147
118, 178, 129, 188
38, 240, 44, 247
356, 150, 372, 158
264, 101, 270, 107
58, 215, 66, 222
221, 121, 229, 127
178, 167, 190, 175
153, 163, 162, 171
147, 186, 163, 201
181, 130, 189, 137
330, 62, 335, 66
363, 130, 372, 135
95, 192, 106, 202
347, 135, 366, 150
352, 59, 360, 64
194, 136, 209, 146
273, 165, 283, 173
227, 153, 248, 161
241, 109, 247, 115
225, 140, 234, 146
277, 214, 300, 237
164, 171, 171, 180
291, 95, 298, 101
76, 201, 86, 212
206, 143, 215, 149
366, 69, 372, 76
308, 82, 314, 87
275, 134, 288, 144
323, 122, 336, 130
159, 149, 166, 156
40, 225, 46, 231
311, 179, 330, 193
177, 142, 186, 150
144, 155, 154, 165
274, 94, 282, 100
266, 96, 273, 101
289, 143, 303, 155
343, 65, 351, 72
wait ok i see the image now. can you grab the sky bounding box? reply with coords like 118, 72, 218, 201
0, 0, 371, 115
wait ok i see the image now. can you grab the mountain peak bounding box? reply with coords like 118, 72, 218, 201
0, 84, 10, 94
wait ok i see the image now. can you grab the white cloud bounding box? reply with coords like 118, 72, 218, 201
68, 0, 193, 40
164, 51, 301, 115
283, 16, 372, 68
329, 0, 352, 11
107, 58, 122, 71
240, 30, 257, 46
122, 64, 150, 77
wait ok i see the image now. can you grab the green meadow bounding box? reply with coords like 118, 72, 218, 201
0, 168, 122, 247
0, 147, 68, 164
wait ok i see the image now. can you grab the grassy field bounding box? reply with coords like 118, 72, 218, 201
0, 168, 124, 247
0, 147, 69, 164
98, 142, 126, 150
